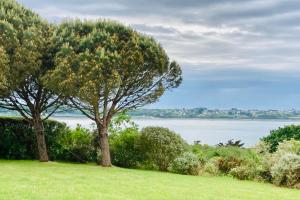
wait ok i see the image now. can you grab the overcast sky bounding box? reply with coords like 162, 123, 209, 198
18, 0, 300, 109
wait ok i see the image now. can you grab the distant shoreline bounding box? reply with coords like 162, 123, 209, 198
51, 115, 300, 121
2, 114, 300, 121
2, 111, 300, 121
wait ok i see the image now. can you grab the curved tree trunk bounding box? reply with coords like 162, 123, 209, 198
97, 124, 112, 167
32, 115, 49, 162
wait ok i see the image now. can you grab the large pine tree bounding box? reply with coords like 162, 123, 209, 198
45, 20, 182, 166
0, 0, 62, 161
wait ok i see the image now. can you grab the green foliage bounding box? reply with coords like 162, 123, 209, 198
191, 144, 263, 177
265, 139, 300, 169
212, 147, 260, 161
138, 126, 187, 171
0, 117, 36, 159
0, 117, 96, 162
191, 143, 214, 161
0, 0, 61, 161
109, 114, 141, 168
44, 19, 182, 166
46, 20, 182, 105
257, 140, 300, 186
203, 158, 220, 175
215, 156, 243, 174
262, 125, 300, 152
192, 144, 260, 162
109, 129, 141, 168
55, 125, 96, 163
0, 0, 53, 94
45, 19, 182, 119
229, 164, 264, 181
276, 139, 300, 155
254, 141, 271, 155
0, 117, 67, 160
271, 153, 300, 187
214, 147, 261, 174
169, 152, 201, 175
108, 113, 138, 134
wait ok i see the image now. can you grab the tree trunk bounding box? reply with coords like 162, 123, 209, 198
32, 115, 49, 162
97, 124, 112, 167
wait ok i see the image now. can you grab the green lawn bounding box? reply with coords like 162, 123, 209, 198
0, 160, 299, 200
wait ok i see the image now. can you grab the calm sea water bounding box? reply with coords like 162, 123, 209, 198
52, 117, 300, 147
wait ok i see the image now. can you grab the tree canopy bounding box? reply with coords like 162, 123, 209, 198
45, 20, 182, 166
0, 0, 62, 161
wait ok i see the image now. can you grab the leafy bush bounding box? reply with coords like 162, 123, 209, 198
191, 144, 263, 177
0, 117, 96, 162
229, 164, 263, 180
212, 147, 260, 161
215, 156, 243, 173
169, 152, 201, 175
203, 158, 219, 175
55, 125, 96, 163
254, 141, 270, 155
109, 129, 141, 167
191, 143, 212, 163
264, 139, 300, 169
109, 115, 141, 168
207, 147, 261, 174
276, 139, 300, 155
258, 139, 300, 187
138, 126, 187, 171
109, 129, 140, 168
0, 117, 68, 160
262, 125, 300, 152
271, 153, 300, 187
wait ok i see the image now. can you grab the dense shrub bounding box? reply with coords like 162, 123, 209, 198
276, 139, 300, 155
262, 125, 300, 152
229, 139, 300, 187
215, 156, 243, 173
192, 145, 263, 177
264, 140, 300, 169
271, 153, 300, 187
229, 164, 263, 180
105, 114, 142, 168
203, 158, 219, 175
55, 125, 96, 163
211, 147, 260, 161
138, 126, 187, 171
191, 143, 211, 163
169, 152, 201, 175
0, 117, 67, 160
256, 140, 300, 186
0, 117, 35, 159
254, 141, 270, 155
192, 144, 265, 179
0, 117, 96, 162
207, 147, 261, 174
109, 128, 141, 168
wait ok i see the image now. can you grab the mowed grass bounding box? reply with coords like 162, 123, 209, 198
0, 160, 299, 200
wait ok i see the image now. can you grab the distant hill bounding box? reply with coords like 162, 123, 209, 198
128, 108, 300, 119
1, 107, 300, 119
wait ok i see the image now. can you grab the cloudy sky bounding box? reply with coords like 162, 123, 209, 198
18, 0, 300, 109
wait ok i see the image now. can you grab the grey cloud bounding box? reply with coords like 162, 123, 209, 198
10, 0, 300, 109
18, 0, 300, 74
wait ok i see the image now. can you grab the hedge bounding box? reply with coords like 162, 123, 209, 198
0, 117, 68, 160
